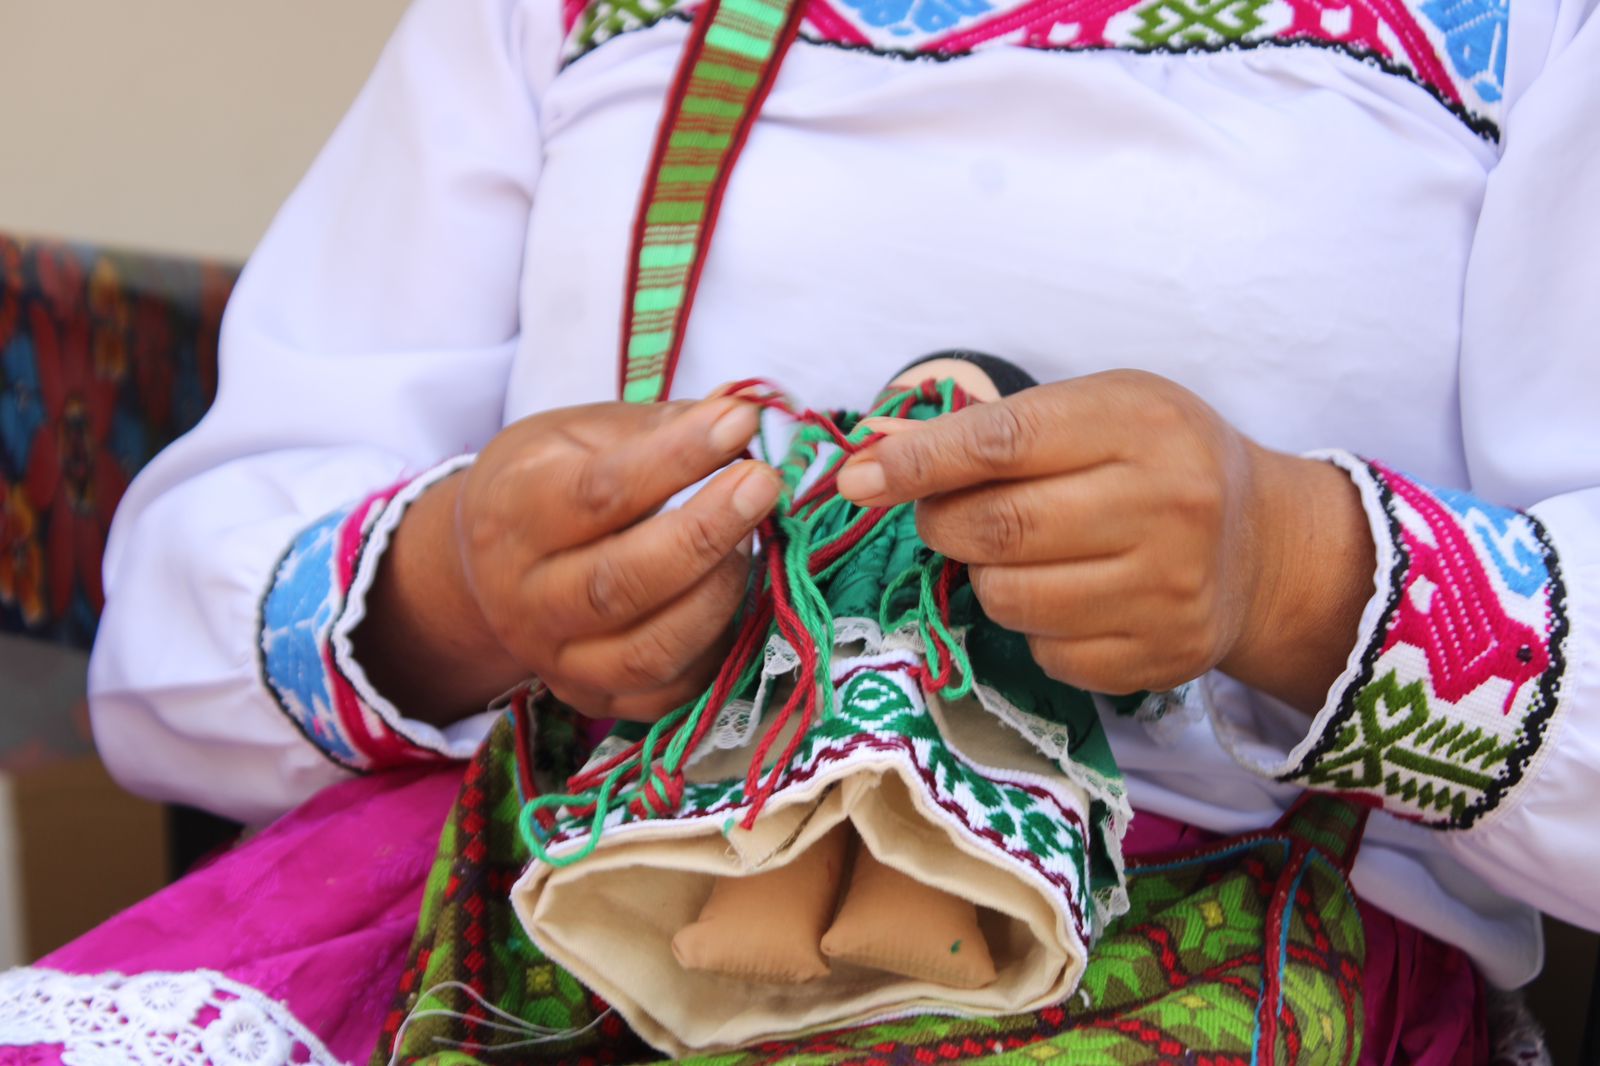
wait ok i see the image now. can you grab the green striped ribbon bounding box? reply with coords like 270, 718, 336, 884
619, 0, 807, 403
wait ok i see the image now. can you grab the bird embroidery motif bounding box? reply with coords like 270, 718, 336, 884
1378, 468, 1548, 715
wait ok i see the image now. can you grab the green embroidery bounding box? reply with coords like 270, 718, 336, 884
1296, 669, 1522, 824
837, 672, 911, 726
568, 0, 678, 58
1127, 0, 1273, 45
376, 711, 612, 1065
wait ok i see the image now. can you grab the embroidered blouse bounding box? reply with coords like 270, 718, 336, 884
87, 0, 1599, 989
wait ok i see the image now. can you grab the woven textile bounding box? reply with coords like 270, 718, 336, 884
0, 235, 233, 648
620, 0, 808, 402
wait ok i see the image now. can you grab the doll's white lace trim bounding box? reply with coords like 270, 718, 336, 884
692, 618, 902, 758
714, 618, 1132, 811
0, 967, 341, 1066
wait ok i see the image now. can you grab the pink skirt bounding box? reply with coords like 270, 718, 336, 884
0, 765, 1487, 1066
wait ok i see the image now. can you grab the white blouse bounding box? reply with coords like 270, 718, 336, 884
88, 0, 1600, 990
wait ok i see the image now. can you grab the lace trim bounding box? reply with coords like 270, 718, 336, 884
330, 454, 480, 758
0, 967, 341, 1066
719, 617, 1130, 797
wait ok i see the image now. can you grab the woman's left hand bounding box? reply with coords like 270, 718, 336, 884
836, 369, 1375, 711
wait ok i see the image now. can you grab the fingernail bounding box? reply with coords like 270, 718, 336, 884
837, 460, 886, 500
859, 417, 918, 436
732, 465, 779, 520
710, 402, 758, 452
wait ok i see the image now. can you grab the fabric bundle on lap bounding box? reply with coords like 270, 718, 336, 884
511, 379, 1135, 1055
379, 697, 1382, 1065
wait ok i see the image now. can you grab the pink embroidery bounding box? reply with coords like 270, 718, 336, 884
1274, 0, 1460, 107
1341, 0, 1461, 105
802, 1, 873, 47
1378, 468, 1548, 715
562, 0, 591, 35
329, 483, 439, 767
562, 0, 1505, 140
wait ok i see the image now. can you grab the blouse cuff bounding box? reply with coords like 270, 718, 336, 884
1212, 450, 1571, 830
257, 454, 494, 772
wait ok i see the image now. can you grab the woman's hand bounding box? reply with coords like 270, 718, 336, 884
837, 370, 1375, 711
356, 396, 780, 724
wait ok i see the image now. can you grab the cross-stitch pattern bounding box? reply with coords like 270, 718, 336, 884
1282, 460, 1569, 828
563, 0, 1506, 139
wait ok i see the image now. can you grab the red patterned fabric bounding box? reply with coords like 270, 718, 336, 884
0, 234, 236, 649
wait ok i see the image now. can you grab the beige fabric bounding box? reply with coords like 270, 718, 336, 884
821, 841, 997, 989
672, 822, 850, 983
512, 731, 1090, 1056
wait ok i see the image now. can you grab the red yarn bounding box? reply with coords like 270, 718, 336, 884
558, 380, 971, 830
628, 765, 686, 818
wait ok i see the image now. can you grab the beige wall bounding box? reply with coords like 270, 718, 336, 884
0, 0, 410, 262
0, 0, 410, 968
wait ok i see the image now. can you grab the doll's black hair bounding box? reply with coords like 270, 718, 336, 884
890, 350, 1038, 399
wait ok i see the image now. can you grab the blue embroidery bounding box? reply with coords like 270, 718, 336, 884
838, 0, 992, 36
260, 509, 361, 764
1419, 0, 1508, 103
1432, 484, 1547, 598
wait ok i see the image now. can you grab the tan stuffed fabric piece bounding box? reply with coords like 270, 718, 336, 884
821, 841, 997, 989
513, 749, 1084, 1056
672, 822, 850, 983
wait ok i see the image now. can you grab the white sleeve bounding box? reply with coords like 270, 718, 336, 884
87, 0, 554, 826
1209, 5, 1600, 932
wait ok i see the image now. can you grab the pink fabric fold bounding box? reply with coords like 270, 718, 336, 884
24, 765, 465, 1065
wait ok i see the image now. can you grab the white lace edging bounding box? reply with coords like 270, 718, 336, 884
0, 967, 343, 1066
970, 680, 1135, 933
1208, 449, 1399, 779
329, 453, 487, 760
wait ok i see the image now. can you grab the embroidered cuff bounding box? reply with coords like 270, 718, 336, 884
257, 455, 485, 772
1216, 451, 1570, 829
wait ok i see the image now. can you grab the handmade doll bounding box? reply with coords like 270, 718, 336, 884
511, 353, 1137, 1056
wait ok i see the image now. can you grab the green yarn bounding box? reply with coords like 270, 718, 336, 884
518, 380, 975, 866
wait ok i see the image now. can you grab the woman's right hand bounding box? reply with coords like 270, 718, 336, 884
355, 396, 780, 724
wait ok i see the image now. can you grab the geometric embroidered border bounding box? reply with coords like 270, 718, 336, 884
562, 0, 1507, 140
258, 497, 392, 770
538, 653, 1103, 934
1281, 459, 1568, 829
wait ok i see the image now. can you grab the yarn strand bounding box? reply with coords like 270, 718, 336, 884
520, 377, 975, 865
